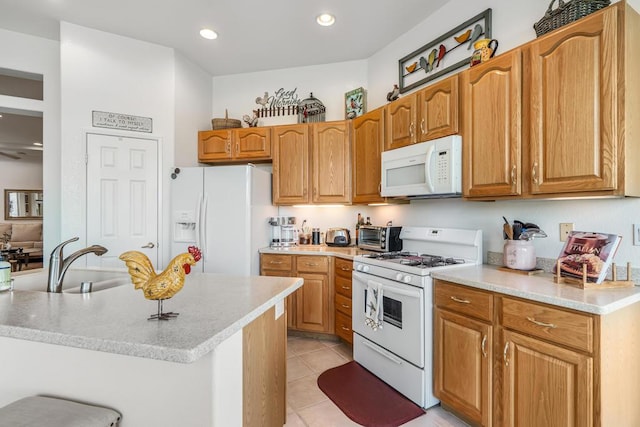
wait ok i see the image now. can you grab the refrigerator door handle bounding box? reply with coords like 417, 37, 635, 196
195, 193, 203, 250
201, 193, 209, 258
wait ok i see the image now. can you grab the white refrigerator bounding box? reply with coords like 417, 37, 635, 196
170, 165, 277, 275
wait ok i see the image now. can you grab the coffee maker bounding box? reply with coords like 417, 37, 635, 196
268, 216, 297, 248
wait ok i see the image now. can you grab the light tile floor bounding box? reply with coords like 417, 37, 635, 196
285, 335, 469, 427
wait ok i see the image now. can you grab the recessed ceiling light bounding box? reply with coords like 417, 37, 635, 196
316, 13, 335, 27
200, 29, 218, 40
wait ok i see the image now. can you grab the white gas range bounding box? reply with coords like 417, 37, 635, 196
352, 226, 482, 409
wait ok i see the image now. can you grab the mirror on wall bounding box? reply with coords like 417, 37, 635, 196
4, 189, 43, 220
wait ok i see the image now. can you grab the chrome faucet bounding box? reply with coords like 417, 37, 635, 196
47, 237, 108, 293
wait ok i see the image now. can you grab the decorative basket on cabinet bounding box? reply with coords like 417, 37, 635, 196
533, 0, 611, 37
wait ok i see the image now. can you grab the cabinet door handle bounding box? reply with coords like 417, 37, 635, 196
532, 162, 539, 185
236, 141, 239, 153
420, 119, 425, 135
526, 316, 557, 328
341, 286, 351, 290
503, 342, 510, 367
409, 122, 415, 141
511, 165, 517, 186
481, 335, 487, 358
450, 296, 471, 304
341, 304, 350, 309
378, 183, 382, 194
341, 326, 351, 331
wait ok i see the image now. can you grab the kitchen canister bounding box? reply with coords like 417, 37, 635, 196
503, 240, 537, 270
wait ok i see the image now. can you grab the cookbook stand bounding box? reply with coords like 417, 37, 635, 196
554, 262, 635, 289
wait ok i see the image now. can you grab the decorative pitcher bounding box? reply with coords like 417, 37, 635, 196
470, 38, 499, 67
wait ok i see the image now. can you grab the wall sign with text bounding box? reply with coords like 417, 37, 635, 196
92, 111, 153, 133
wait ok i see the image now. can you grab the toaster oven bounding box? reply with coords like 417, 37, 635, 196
358, 225, 402, 252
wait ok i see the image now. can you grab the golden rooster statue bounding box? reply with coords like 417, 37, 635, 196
119, 246, 202, 320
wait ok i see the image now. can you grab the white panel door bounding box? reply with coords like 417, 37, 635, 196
86, 133, 158, 268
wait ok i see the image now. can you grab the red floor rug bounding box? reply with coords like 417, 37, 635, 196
317, 361, 425, 427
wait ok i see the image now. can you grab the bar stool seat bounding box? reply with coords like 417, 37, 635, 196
0, 396, 121, 427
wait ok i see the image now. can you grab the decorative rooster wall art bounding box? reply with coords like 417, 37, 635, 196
120, 246, 202, 320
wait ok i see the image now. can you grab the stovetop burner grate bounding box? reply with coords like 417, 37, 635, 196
364, 252, 466, 268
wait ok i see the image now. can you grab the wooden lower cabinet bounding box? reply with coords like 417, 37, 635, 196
434, 279, 640, 426
243, 305, 286, 427
334, 257, 353, 345
260, 253, 334, 334
501, 329, 592, 427
434, 282, 493, 426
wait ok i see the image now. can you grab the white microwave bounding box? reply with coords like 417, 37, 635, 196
381, 135, 462, 198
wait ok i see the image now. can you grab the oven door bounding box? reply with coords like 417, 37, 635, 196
352, 270, 424, 367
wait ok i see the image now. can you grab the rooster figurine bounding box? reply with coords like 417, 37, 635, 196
119, 246, 202, 320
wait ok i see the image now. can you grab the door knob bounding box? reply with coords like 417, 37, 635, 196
141, 242, 155, 249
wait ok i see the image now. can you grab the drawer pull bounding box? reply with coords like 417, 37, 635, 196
269, 261, 283, 265
450, 296, 471, 304
341, 267, 351, 271
341, 326, 351, 331
481, 335, 487, 358
341, 304, 350, 309
341, 286, 351, 290
526, 317, 557, 329
304, 262, 319, 267
503, 342, 510, 367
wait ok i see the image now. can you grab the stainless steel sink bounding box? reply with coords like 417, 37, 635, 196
12, 268, 131, 293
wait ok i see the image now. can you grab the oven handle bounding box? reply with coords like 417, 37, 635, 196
365, 278, 422, 300
361, 340, 403, 365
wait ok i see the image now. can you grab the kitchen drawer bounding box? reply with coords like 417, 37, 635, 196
501, 297, 594, 353
335, 310, 353, 344
334, 257, 353, 279
434, 280, 493, 322
261, 254, 293, 272
297, 255, 329, 273
335, 292, 352, 316
335, 275, 352, 298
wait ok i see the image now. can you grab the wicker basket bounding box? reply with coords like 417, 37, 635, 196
211, 109, 241, 130
533, 0, 610, 37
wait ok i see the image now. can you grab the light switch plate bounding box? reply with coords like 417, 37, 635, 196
560, 223, 574, 242
634, 224, 640, 246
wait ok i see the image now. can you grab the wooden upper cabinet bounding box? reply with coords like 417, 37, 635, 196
385, 95, 417, 150
416, 76, 459, 141
311, 121, 351, 204
198, 130, 233, 162
198, 128, 270, 163
461, 49, 523, 198
526, 7, 617, 195
272, 124, 310, 205
352, 108, 385, 204
234, 127, 271, 160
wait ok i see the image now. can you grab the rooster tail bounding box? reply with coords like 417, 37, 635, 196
119, 250, 157, 289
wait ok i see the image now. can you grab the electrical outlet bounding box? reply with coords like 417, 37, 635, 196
559, 223, 574, 242
634, 224, 640, 246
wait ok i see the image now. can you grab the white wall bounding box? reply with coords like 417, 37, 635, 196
60, 22, 175, 265
0, 28, 60, 260
175, 52, 212, 167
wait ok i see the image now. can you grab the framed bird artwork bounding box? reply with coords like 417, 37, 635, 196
344, 87, 366, 120
397, 8, 492, 94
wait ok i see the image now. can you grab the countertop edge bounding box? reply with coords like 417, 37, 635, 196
1, 277, 304, 364
431, 266, 640, 315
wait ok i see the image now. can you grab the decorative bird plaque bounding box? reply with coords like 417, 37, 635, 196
120, 246, 202, 320
398, 8, 492, 93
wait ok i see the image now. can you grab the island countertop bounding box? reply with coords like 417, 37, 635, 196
0, 273, 303, 363
432, 265, 640, 315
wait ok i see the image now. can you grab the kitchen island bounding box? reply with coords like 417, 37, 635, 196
0, 272, 303, 426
